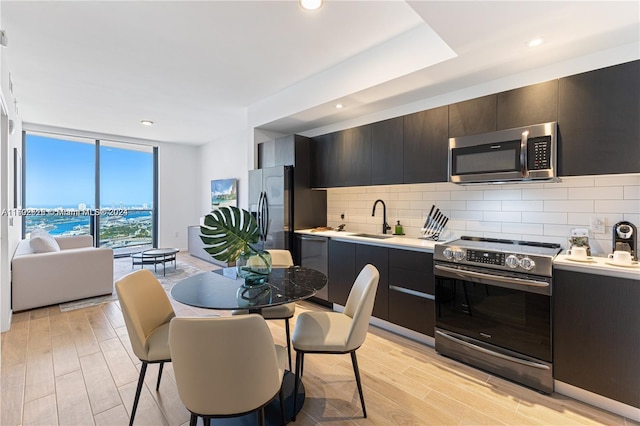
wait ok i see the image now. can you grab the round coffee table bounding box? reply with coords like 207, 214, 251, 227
131, 248, 179, 276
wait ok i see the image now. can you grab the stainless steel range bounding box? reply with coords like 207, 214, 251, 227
433, 236, 561, 393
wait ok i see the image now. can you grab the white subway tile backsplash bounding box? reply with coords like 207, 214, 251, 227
544, 200, 594, 213
522, 188, 568, 200
522, 211, 567, 224
569, 186, 623, 200
324, 175, 639, 242
484, 211, 521, 222
484, 189, 521, 201
450, 210, 483, 220
398, 192, 423, 201
501, 222, 543, 235
467, 221, 502, 233
467, 200, 502, 211
624, 186, 640, 199
594, 174, 640, 187
451, 190, 483, 201
595, 199, 640, 213
501, 200, 544, 212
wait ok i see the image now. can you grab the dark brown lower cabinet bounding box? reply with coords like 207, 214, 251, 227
388, 289, 435, 336
388, 249, 435, 337
327, 240, 435, 333
327, 240, 355, 306
355, 244, 388, 321
553, 269, 640, 408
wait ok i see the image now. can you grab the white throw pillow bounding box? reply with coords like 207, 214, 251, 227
30, 231, 61, 253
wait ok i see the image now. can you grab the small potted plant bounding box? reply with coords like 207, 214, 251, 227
199, 206, 272, 286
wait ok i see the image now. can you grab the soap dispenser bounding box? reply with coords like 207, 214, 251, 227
394, 220, 404, 235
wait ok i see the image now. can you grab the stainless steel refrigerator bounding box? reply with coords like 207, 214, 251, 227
249, 165, 326, 257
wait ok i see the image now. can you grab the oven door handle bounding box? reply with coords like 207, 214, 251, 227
434, 264, 549, 287
436, 330, 550, 370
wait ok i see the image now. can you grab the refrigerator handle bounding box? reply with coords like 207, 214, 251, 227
262, 191, 270, 240
257, 192, 264, 241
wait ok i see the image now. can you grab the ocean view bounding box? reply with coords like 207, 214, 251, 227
25, 207, 153, 249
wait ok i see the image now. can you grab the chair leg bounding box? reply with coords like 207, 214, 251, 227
285, 318, 292, 371
189, 413, 197, 426
258, 407, 265, 426
292, 351, 303, 421
350, 351, 367, 418
130, 361, 148, 426
156, 362, 164, 391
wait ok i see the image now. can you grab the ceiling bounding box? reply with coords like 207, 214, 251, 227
2, 1, 639, 146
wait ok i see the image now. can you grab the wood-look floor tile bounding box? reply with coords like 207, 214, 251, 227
22, 393, 58, 426
94, 404, 130, 426
67, 310, 100, 357
51, 333, 81, 377
79, 351, 122, 415
55, 370, 95, 426
99, 337, 139, 388
1, 361, 26, 426
24, 345, 55, 403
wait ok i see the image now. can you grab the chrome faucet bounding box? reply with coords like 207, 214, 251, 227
372, 199, 391, 234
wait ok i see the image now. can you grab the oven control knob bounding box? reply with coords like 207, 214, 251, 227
453, 249, 465, 261
442, 248, 454, 260
519, 257, 535, 271
505, 255, 519, 269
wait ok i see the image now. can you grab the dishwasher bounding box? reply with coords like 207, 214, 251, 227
299, 234, 329, 301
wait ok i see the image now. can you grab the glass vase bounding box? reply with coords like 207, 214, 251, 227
236, 250, 272, 286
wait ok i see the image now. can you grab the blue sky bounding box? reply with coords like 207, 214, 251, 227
25, 134, 153, 208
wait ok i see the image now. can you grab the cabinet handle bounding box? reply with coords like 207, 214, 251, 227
389, 285, 434, 300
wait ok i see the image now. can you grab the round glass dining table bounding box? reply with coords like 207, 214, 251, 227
170, 266, 327, 425
170, 266, 327, 312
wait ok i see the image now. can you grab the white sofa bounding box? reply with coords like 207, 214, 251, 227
11, 234, 114, 311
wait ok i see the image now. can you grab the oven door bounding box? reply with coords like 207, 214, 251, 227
434, 262, 552, 362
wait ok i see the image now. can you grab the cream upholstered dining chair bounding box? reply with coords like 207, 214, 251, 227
115, 269, 175, 426
291, 264, 379, 420
169, 315, 288, 425
233, 248, 296, 369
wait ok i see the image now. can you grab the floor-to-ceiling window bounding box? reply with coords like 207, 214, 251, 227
98, 141, 154, 249
23, 132, 157, 252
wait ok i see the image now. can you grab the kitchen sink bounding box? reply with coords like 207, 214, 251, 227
351, 233, 394, 240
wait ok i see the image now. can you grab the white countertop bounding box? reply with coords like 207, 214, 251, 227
297, 229, 640, 280
554, 253, 640, 280
296, 229, 442, 252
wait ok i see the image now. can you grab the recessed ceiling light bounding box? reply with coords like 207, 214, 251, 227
140, 120, 154, 126
527, 38, 543, 47
335, 103, 343, 109
300, 0, 323, 11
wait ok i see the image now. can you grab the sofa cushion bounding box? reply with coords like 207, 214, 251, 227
30, 231, 61, 253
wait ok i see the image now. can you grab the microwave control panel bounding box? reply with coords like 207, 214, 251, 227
527, 136, 552, 170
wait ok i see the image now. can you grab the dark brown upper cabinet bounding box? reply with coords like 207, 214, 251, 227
449, 94, 497, 138
311, 125, 371, 187
557, 60, 640, 176
371, 117, 404, 185
341, 125, 372, 187
497, 80, 559, 130
403, 105, 449, 184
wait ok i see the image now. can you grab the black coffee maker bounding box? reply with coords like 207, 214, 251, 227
613, 221, 637, 260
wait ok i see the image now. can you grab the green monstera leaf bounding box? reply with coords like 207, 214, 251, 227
199, 206, 260, 263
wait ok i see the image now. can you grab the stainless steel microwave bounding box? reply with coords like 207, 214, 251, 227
448, 122, 558, 184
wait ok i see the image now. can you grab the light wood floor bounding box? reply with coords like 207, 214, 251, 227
1, 253, 637, 426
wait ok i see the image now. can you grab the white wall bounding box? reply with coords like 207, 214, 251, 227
327, 174, 640, 256
156, 141, 200, 249
198, 129, 252, 217
0, 37, 24, 332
